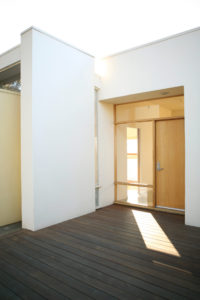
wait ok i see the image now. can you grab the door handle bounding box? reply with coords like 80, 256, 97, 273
156, 161, 164, 171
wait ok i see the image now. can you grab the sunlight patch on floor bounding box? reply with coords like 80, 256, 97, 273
132, 210, 180, 257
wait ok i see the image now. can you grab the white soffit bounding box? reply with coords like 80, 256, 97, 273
100, 86, 184, 104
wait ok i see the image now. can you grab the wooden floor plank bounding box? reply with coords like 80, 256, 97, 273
0, 269, 44, 300
68, 218, 200, 258
0, 246, 92, 300
1, 237, 155, 300
74, 212, 200, 250
0, 282, 21, 300
0, 204, 200, 299
1, 239, 116, 300
82, 209, 200, 245
31, 228, 200, 290
9, 235, 178, 299
0, 250, 68, 300
96, 206, 200, 240
51, 221, 200, 275
20, 231, 200, 299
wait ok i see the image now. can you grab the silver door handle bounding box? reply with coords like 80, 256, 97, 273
156, 162, 164, 171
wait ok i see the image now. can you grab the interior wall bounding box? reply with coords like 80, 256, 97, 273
98, 28, 200, 227
21, 27, 95, 230
0, 89, 21, 226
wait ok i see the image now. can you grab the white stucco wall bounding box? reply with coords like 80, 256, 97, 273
21, 29, 34, 230
21, 27, 95, 230
98, 28, 200, 227
98, 102, 114, 207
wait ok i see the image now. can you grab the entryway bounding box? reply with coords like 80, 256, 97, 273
114, 93, 185, 213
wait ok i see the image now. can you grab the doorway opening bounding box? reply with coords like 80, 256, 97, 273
0, 62, 21, 230
114, 94, 185, 213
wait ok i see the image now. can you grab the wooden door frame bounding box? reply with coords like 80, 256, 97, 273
114, 101, 185, 215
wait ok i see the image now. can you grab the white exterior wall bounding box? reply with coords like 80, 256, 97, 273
99, 28, 200, 227
98, 102, 114, 207
21, 28, 95, 230
21, 30, 34, 230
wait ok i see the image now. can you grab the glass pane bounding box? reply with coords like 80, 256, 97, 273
116, 96, 184, 123
116, 122, 153, 185
127, 155, 138, 181
117, 185, 154, 207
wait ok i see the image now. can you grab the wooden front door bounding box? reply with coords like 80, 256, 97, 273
156, 119, 185, 209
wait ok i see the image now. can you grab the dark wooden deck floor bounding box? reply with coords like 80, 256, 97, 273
0, 204, 200, 299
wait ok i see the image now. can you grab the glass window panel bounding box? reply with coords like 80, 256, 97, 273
127, 157, 138, 181
117, 185, 154, 207
127, 139, 137, 153
116, 96, 184, 123
116, 121, 153, 185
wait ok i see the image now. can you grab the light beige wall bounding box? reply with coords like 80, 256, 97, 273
0, 89, 21, 226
